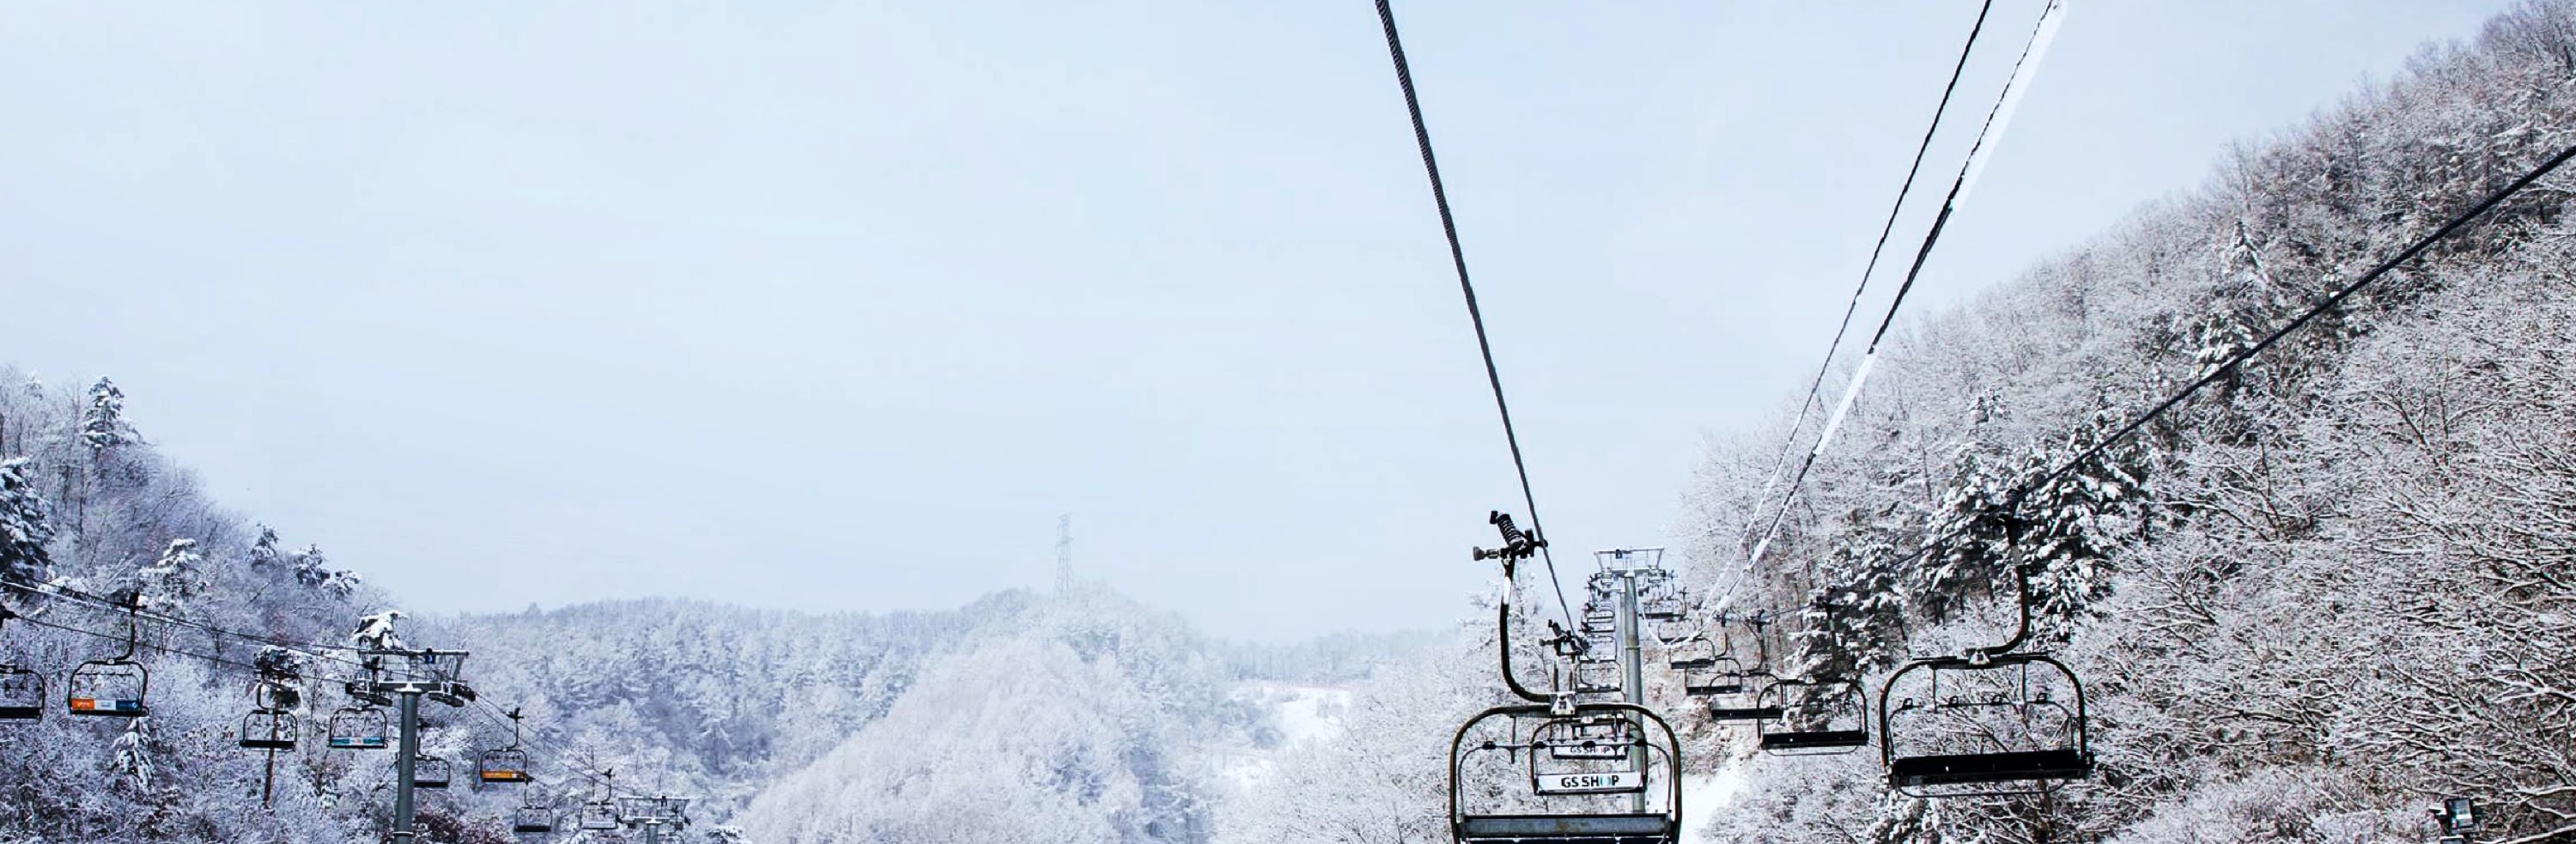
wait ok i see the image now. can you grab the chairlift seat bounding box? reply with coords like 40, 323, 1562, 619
1758, 729, 1868, 751
1887, 749, 2090, 788
480, 748, 532, 783
1707, 704, 1780, 722
513, 808, 556, 835
68, 696, 146, 716
1667, 657, 1715, 671
240, 709, 298, 750
1460, 812, 1674, 844
328, 707, 390, 750
0, 668, 42, 720
580, 801, 623, 830
1685, 682, 1742, 696
411, 756, 453, 789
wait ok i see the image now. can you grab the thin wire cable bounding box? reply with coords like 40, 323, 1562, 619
10, 610, 272, 674
465, 697, 628, 798
1745, 0, 1997, 543
3, 576, 641, 805
0, 578, 390, 677
8, 592, 636, 802
1844, 138, 2576, 613
2014, 139, 2576, 509
1373, 0, 1574, 623
1714, 0, 2068, 611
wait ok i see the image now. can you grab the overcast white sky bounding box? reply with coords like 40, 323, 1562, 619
0, 1, 2518, 641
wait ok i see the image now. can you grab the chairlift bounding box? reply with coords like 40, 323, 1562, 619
1453, 703, 1681, 844
1876, 520, 2094, 797
481, 747, 532, 785
327, 706, 390, 750
480, 707, 534, 784
514, 789, 556, 835
1698, 616, 1777, 720
1876, 652, 2092, 795
0, 666, 40, 721
1754, 677, 1869, 754
1663, 635, 1717, 671
0, 607, 41, 721
580, 799, 622, 831
1636, 575, 1685, 622
1538, 714, 1640, 761
240, 708, 298, 750
1571, 659, 1623, 695
580, 770, 623, 830
513, 805, 556, 835
1681, 654, 1749, 697
68, 605, 149, 718
1450, 516, 1680, 843
410, 754, 453, 789
240, 678, 300, 750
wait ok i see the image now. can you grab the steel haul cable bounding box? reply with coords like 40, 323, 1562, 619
1372, 0, 1575, 624
1746, 0, 1999, 538
1716, 0, 2071, 611
1833, 138, 2576, 601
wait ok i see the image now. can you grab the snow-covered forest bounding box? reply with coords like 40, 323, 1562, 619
0, 372, 1425, 841
1224, 3, 2576, 843
6, 1, 2576, 842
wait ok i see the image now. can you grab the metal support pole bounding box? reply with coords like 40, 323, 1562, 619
645, 820, 663, 844
392, 690, 422, 841
261, 748, 276, 807
1618, 568, 1646, 813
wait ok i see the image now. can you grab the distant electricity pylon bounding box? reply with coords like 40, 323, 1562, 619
1056, 513, 1074, 593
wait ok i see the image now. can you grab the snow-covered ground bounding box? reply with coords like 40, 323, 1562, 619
1677, 757, 1751, 843
1215, 682, 1353, 790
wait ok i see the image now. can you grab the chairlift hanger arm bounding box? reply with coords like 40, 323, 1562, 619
1473, 513, 1555, 703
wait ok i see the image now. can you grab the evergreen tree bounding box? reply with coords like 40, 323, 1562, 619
0, 457, 54, 584
80, 376, 134, 454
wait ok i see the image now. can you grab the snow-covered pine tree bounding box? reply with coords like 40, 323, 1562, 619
0, 456, 54, 583
79, 376, 133, 455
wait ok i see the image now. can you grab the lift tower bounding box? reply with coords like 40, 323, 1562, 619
356, 649, 474, 843
622, 794, 694, 844
1592, 547, 1665, 813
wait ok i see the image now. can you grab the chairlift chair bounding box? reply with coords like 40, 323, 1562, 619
1754, 677, 1869, 754
1572, 659, 1623, 695
1539, 715, 1641, 761
328, 706, 391, 750
1876, 520, 2096, 798
1680, 653, 1748, 697
69, 605, 150, 717
513, 805, 556, 835
240, 708, 298, 750
579, 799, 622, 830
480, 747, 532, 785
1878, 652, 2092, 797
0, 665, 43, 720
0, 609, 43, 721
1636, 575, 1685, 622
1663, 635, 1717, 671
410, 754, 453, 789
1452, 703, 1680, 844
513, 789, 556, 835
1701, 665, 1780, 722
67, 658, 149, 717
480, 707, 534, 784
